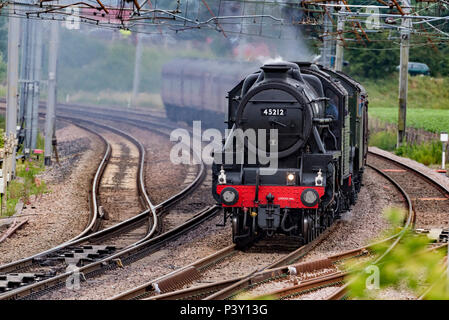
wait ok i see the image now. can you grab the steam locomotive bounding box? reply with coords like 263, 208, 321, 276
211, 61, 368, 247
161, 59, 368, 247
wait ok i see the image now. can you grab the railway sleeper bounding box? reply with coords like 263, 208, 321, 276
33, 245, 117, 267
0, 272, 54, 292
0, 246, 117, 292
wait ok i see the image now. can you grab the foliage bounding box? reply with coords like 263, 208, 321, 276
0, 16, 7, 61
347, 208, 448, 300
368, 130, 397, 151
343, 8, 449, 79
14, 157, 47, 207
343, 32, 399, 79
1, 133, 48, 217
58, 29, 215, 98
0, 52, 6, 84
395, 141, 443, 166
0, 114, 4, 148
366, 74, 449, 166
5, 180, 22, 216
369, 129, 444, 166
5, 197, 18, 217
0, 85, 6, 99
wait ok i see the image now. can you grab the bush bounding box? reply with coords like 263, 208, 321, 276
369, 131, 397, 151
347, 208, 448, 299
368, 128, 444, 166
395, 141, 443, 166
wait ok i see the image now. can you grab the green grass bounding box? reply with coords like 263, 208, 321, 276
365, 75, 449, 110
364, 74, 448, 166
369, 130, 444, 166
0, 85, 6, 98
0, 114, 4, 148
366, 74, 449, 133
368, 130, 397, 151
369, 108, 449, 133
395, 141, 443, 166
1, 132, 48, 217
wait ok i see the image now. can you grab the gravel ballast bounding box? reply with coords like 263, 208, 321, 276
0, 122, 104, 265
38, 167, 401, 300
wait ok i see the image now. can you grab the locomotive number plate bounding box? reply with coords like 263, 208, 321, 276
261, 108, 286, 116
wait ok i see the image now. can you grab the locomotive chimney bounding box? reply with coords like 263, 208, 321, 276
260, 64, 290, 81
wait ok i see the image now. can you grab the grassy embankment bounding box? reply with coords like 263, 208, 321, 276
0, 115, 47, 217
366, 75, 449, 166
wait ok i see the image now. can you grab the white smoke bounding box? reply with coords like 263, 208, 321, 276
258, 55, 286, 65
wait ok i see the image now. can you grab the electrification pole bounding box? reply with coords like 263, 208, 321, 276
18, 19, 29, 138
31, 21, 43, 150
397, 0, 411, 147
5, 2, 20, 179
45, 21, 59, 166
335, 6, 345, 72
24, 19, 36, 157
131, 31, 143, 108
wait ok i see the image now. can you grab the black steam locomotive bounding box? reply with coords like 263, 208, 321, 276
211, 61, 368, 247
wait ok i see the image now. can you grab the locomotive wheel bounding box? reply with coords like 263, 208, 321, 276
303, 215, 314, 243
232, 216, 239, 240
232, 213, 258, 249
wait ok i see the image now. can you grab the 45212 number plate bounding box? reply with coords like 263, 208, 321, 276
261, 108, 286, 116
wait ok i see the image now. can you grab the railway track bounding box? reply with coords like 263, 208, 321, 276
111, 220, 345, 300
237, 151, 449, 301
1, 102, 448, 300
113, 149, 449, 301
323, 150, 449, 300
0, 118, 155, 294
367, 150, 449, 230
0, 113, 215, 299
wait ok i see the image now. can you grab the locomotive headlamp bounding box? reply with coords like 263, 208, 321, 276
220, 187, 239, 206
301, 188, 320, 207
286, 172, 296, 185
218, 167, 227, 185
315, 169, 323, 186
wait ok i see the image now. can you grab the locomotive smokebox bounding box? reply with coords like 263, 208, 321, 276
236, 61, 314, 158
